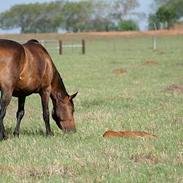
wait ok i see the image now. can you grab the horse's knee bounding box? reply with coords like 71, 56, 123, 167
43, 110, 49, 122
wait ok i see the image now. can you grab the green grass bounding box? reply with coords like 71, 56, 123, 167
0, 35, 183, 182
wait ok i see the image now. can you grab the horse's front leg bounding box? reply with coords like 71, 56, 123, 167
13, 96, 26, 137
40, 89, 53, 136
0, 90, 12, 140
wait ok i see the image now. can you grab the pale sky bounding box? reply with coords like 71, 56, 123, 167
0, 0, 154, 33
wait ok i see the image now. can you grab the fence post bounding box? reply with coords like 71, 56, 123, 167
82, 39, 85, 54
59, 40, 63, 55
153, 23, 157, 51
153, 36, 157, 50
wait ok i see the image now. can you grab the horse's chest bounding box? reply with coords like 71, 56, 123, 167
15, 68, 43, 92
15, 76, 41, 94
15, 70, 51, 95
14, 54, 52, 95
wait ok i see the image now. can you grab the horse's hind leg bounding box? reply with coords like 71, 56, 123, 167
0, 89, 12, 140
13, 96, 26, 137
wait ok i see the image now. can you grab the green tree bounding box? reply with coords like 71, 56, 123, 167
111, 0, 140, 31
148, 0, 183, 30
113, 0, 139, 21
148, 14, 161, 30
0, 2, 64, 33
154, 0, 183, 18
168, 0, 183, 18
117, 19, 139, 31
0, 0, 141, 33
87, 0, 114, 31
62, 0, 115, 32
156, 5, 176, 29
63, 1, 93, 32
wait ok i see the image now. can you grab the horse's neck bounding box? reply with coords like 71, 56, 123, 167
51, 70, 68, 102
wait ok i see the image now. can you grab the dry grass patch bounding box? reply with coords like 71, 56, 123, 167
130, 152, 159, 165
112, 68, 127, 76
143, 60, 158, 66
165, 84, 183, 93
0, 163, 75, 180
172, 117, 183, 125
174, 153, 183, 166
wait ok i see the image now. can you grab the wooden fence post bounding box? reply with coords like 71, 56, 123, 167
153, 23, 157, 51
153, 36, 157, 50
59, 40, 63, 55
82, 39, 85, 54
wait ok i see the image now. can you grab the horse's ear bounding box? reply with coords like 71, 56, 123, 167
70, 92, 78, 100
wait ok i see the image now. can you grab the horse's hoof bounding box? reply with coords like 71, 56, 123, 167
13, 131, 19, 137
3, 135, 8, 140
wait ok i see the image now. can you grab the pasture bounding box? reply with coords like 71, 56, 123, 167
0, 33, 183, 182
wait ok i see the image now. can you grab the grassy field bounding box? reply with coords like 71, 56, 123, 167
0, 34, 183, 182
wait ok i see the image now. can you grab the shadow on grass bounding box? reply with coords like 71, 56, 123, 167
4, 127, 72, 139
5, 127, 46, 137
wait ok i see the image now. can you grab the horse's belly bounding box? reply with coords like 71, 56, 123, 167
12, 89, 37, 97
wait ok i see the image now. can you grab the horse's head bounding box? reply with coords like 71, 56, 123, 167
52, 92, 78, 133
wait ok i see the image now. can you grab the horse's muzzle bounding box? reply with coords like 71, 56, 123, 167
60, 120, 76, 133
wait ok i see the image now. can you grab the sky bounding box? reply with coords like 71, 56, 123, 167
0, 0, 153, 33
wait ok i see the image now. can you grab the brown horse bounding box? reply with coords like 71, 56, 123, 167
0, 39, 77, 140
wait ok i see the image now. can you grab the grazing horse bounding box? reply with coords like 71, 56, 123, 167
0, 39, 77, 140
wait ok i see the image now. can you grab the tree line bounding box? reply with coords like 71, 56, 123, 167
0, 0, 140, 33
1, 0, 182, 33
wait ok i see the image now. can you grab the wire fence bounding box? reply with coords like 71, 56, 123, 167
15, 34, 183, 56
40, 39, 85, 55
